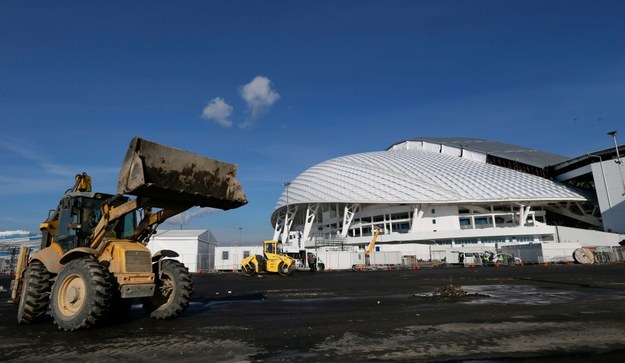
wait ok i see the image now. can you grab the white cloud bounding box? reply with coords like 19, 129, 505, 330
201, 97, 234, 127
0, 137, 77, 177
239, 76, 280, 128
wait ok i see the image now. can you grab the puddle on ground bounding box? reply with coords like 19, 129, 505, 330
461, 284, 625, 305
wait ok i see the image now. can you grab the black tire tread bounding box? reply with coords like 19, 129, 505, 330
50, 257, 113, 331
17, 260, 52, 324
143, 259, 193, 320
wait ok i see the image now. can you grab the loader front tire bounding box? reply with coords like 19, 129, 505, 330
17, 260, 51, 324
142, 259, 192, 319
50, 257, 113, 331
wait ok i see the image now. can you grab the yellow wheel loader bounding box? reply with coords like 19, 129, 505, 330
10, 137, 247, 331
240, 240, 296, 276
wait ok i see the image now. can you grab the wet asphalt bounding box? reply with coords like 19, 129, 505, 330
1, 263, 625, 362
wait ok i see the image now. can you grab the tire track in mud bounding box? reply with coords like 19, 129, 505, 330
312, 320, 625, 361
1, 327, 263, 363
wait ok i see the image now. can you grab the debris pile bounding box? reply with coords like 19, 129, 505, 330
423, 284, 488, 300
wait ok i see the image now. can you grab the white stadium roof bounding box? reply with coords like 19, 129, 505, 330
274, 148, 588, 211
388, 137, 569, 168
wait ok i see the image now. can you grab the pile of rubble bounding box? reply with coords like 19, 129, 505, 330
423, 284, 487, 300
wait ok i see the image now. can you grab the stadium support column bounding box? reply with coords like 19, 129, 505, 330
518, 205, 531, 227
273, 220, 282, 241
411, 204, 424, 232
302, 204, 319, 242
281, 204, 297, 245
340, 204, 359, 237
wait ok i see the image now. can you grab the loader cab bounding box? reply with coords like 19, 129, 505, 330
50, 192, 136, 252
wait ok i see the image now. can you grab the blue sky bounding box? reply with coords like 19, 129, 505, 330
1, 0, 624, 243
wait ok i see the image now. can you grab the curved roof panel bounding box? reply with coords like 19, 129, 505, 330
388, 137, 569, 168
275, 149, 588, 210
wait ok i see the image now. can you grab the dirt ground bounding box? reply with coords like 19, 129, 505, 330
1, 263, 625, 362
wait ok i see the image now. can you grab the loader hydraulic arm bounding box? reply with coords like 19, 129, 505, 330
88, 197, 191, 253
132, 205, 189, 243
88, 197, 140, 253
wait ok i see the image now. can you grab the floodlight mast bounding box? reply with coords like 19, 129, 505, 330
607, 130, 622, 164
607, 130, 625, 195
587, 153, 612, 208
282, 181, 292, 243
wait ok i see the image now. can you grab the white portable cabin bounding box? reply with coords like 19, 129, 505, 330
500, 242, 582, 264
314, 251, 402, 270
147, 229, 218, 273
214, 245, 264, 271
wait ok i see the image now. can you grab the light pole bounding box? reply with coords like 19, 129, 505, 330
238, 227, 242, 246
283, 182, 291, 244
607, 130, 625, 195
588, 153, 611, 208
283, 182, 291, 217
283, 181, 291, 204
607, 130, 622, 164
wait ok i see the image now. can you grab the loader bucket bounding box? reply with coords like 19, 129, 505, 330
117, 137, 248, 210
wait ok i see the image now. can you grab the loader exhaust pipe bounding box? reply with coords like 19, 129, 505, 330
117, 137, 248, 210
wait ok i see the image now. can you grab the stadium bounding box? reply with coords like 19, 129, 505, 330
270, 137, 625, 267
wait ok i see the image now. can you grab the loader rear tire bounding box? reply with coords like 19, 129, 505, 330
50, 257, 113, 331
142, 259, 192, 319
17, 260, 51, 324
